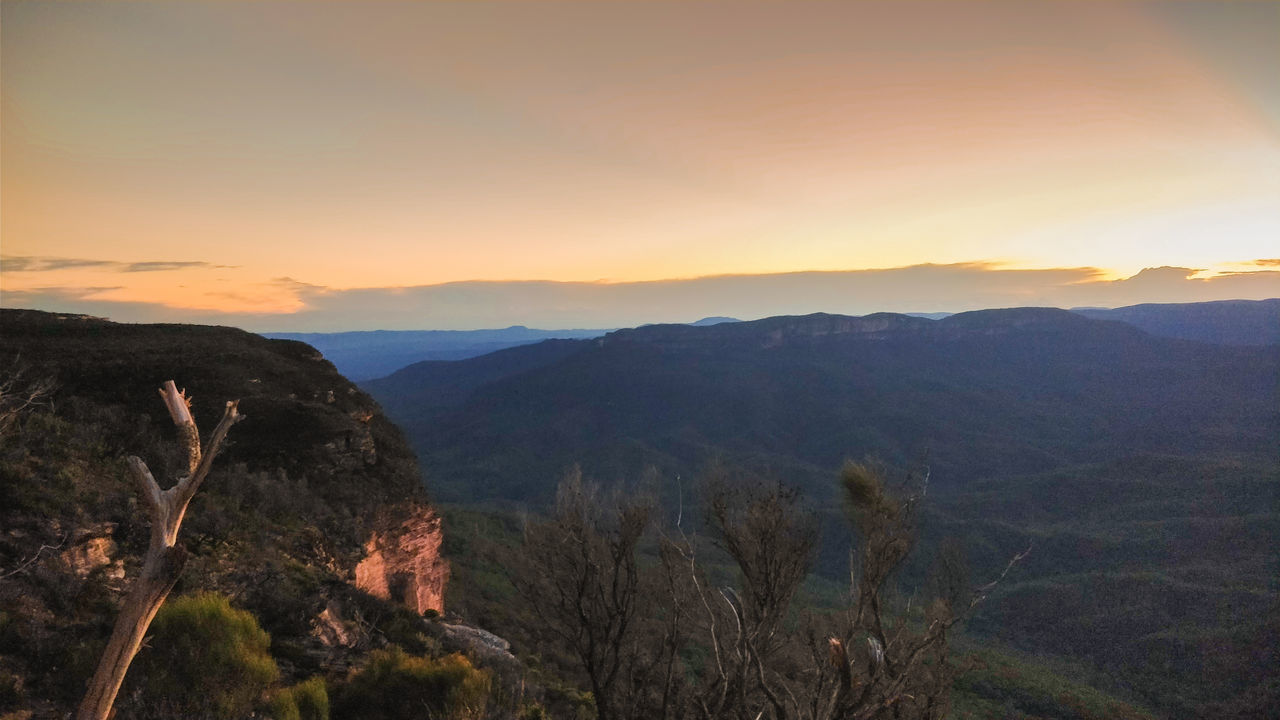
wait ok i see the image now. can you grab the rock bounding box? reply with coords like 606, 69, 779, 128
312, 601, 359, 648
437, 622, 519, 668
354, 505, 449, 615
60, 524, 124, 581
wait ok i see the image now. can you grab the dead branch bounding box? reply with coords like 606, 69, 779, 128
0, 533, 67, 580
76, 382, 242, 720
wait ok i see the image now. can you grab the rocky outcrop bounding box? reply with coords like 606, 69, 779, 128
312, 600, 359, 648
436, 623, 518, 668
354, 505, 449, 615
60, 523, 124, 583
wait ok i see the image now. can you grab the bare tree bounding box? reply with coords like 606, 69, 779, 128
519, 462, 1025, 720
814, 461, 1028, 720
77, 381, 242, 720
0, 358, 54, 439
512, 468, 653, 720
676, 479, 818, 720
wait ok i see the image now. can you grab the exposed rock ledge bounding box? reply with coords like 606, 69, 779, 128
354, 504, 449, 615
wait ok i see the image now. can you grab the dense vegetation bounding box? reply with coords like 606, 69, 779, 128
367, 307, 1279, 718
438, 474, 1159, 720
0, 311, 532, 719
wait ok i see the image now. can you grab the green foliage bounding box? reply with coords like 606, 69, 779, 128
840, 459, 899, 521
437, 504, 525, 635
332, 647, 491, 720
952, 648, 1158, 720
269, 677, 329, 720
126, 592, 279, 719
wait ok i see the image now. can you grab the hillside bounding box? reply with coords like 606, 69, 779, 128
0, 310, 519, 718
365, 308, 1279, 717
1073, 298, 1280, 346
365, 308, 1275, 504
264, 326, 610, 381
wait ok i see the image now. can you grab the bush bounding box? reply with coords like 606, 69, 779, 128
269, 676, 329, 720
125, 592, 279, 719
332, 647, 490, 720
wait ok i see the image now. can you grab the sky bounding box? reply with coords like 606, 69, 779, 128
2, 1, 1278, 331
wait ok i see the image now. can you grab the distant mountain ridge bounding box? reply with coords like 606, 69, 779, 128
1072, 297, 1280, 345
270, 299, 1276, 383
264, 326, 611, 381
267, 318, 747, 381
364, 306, 1274, 505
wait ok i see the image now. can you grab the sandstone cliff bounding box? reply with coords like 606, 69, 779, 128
355, 504, 450, 615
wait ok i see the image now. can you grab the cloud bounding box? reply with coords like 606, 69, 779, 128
1251, 258, 1280, 267
1, 256, 226, 273
3, 286, 124, 300
4, 262, 1277, 332
1, 256, 118, 272
120, 261, 225, 272
1, 287, 285, 326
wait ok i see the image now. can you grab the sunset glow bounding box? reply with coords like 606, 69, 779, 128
3, 1, 1277, 329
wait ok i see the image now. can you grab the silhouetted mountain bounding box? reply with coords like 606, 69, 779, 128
370, 338, 593, 421
264, 326, 610, 380
1073, 298, 1280, 345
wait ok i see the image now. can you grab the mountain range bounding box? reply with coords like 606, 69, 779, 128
263, 326, 611, 381
362, 304, 1279, 717
272, 299, 1278, 383
364, 307, 1275, 504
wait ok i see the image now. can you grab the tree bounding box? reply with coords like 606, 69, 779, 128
677, 478, 819, 720
77, 381, 242, 720
518, 462, 1026, 720
511, 469, 656, 720
0, 358, 54, 440
816, 460, 960, 720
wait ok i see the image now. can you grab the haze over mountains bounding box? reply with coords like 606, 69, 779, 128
274, 299, 1279, 382
265, 326, 612, 381
1074, 298, 1280, 346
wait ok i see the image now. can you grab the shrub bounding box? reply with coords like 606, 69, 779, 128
269, 676, 329, 720
125, 592, 279, 719
332, 647, 490, 720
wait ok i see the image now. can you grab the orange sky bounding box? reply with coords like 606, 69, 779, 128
2, 1, 1277, 326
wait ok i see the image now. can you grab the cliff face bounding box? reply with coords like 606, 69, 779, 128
355, 505, 450, 614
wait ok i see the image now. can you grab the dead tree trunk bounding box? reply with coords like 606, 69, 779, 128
76, 381, 242, 720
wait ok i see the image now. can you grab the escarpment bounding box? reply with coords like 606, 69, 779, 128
355, 504, 449, 615
0, 310, 451, 715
